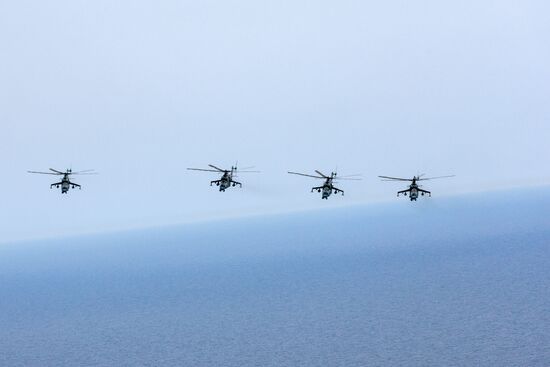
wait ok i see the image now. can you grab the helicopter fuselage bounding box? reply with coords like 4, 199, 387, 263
61, 177, 70, 194
409, 183, 419, 201
219, 172, 232, 191
321, 180, 333, 199
310, 176, 344, 199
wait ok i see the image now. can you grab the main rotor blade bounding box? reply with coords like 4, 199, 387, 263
187, 168, 222, 173
49, 168, 64, 174
73, 172, 98, 175
235, 170, 260, 173
336, 177, 362, 181
239, 166, 256, 170
208, 164, 226, 172
73, 169, 95, 174
378, 175, 411, 181
314, 170, 329, 178
418, 175, 455, 181
28, 170, 60, 175
288, 171, 324, 179
338, 174, 362, 178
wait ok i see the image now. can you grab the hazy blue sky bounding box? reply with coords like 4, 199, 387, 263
1, 0, 549, 242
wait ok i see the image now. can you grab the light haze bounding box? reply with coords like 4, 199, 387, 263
1, 1, 549, 242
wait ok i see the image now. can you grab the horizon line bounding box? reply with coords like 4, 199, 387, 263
2, 184, 549, 246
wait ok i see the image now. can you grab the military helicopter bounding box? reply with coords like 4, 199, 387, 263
378, 174, 455, 201
187, 164, 259, 192
28, 168, 97, 194
288, 170, 361, 199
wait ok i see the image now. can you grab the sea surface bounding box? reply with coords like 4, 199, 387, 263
1, 189, 549, 366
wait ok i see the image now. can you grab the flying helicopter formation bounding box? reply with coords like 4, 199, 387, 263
28, 164, 454, 201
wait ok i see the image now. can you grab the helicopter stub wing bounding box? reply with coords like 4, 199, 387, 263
397, 188, 411, 196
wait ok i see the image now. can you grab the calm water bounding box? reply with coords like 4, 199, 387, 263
1, 190, 549, 366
